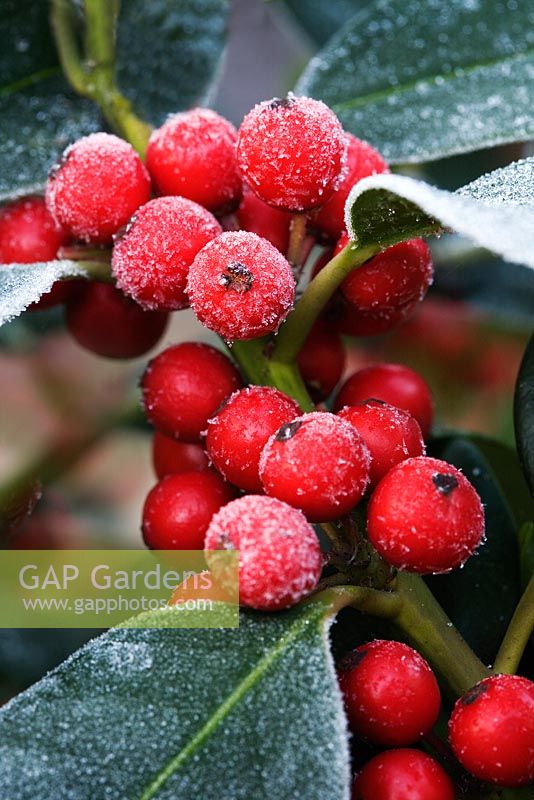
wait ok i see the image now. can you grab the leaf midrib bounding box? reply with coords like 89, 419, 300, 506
0, 66, 62, 98
137, 605, 327, 800
325, 47, 534, 112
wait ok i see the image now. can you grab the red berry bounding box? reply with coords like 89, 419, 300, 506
235, 184, 291, 253
335, 363, 434, 437
142, 471, 234, 550
65, 282, 168, 359
313, 135, 389, 240
259, 411, 370, 522
206, 386, 301, 492
353, 749, 455, 800
236, 94, 346, 211
112, 196, 222, 311
152, 431, 210, 480
297, 319, 346, 401
367, 456, 485, 573
187, 231, 295, 340
335, 235, 433, 337
141, 342, 242, 442
338, 400, 425, 488
449, 675, 534, 787
0, 196, 73, 310
46, 133, 151, 244
204, 494, 322, 610
338, 640, 441, 746
146, 108, 242, 213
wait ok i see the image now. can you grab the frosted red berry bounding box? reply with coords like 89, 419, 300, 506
206, 386, 301, 492
353, 749, 455, 800
449, 674, 534, 787
187, 231, 295, 340
141, 342, 242, 441
236, 94, 346, 211
146, 108, 242, 213
112, 196, 222, 311
65, 282, 168, 359
338, 640, 441, 746
337, 237, 433, 336
314, 134, 389, 240
235, 184, 291, 253
260, 411, 370, 522
335, 363, 434, 437
297, 320, 346, 401
46, 133, 151, 244
152, 431, 210, 479
0, 196, 73, 309
204, 494, 322, 610
142, 471, 235, 550
338, 400, 425, 488
367, 456, 485, 573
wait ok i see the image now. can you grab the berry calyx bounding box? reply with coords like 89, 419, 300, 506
259, 411, 370, 522
187, 231, 295, 340
335, 363, 434, 437
0, 196, 72, 310
338, 399, 425, 488
112, 196, 222, 311
204, 495, 322, 611
449, 674, 534, 787
313, 134, 389, 240
142, 471, 235, 550
206, 386, 301, 492
367, 456, 485, 573
235, 184, 291, 253
297, 319, 346, 401
236, 94, 346, 211
353, 749, 455, 800
337, 236, 433, 337
65, 282, 168, 359
46, 133, 151, 244
152, 432, 210, 480
141, 343, 242, 441
146, 108, 242, 213
338, 640, 441, 746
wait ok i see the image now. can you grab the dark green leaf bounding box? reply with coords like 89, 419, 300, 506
0, 261, 86, 325
345, 158, 534, 269
515, 331, 534, 496
297, 0, 534, 164
0, 602, 350, 799
426, 435, 524, 663
282, 0, 362, 45
518, 522, 534, 588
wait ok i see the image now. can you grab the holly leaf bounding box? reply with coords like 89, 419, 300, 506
282, 0, 363, 45
426, 434, 528, 663
515, 330, 534, 496
345, 158, 534, 269
0, 261, 88, 325
0, 601, 350, 799
0, 0, 229, 201
297, 0, 534, 164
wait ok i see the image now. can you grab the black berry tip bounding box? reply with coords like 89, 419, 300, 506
432, 472, 459, 496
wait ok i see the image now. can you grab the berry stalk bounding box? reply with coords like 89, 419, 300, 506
493, 572, 534, 675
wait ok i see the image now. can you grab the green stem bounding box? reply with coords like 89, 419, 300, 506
229, 339, 272, 386
313, 584, 402, 619
394, 572, 490, 697
75, 259, 113, 282
268, 359, 314, 410
286, 213, 308, 267
50, 0, 91, 96
271, 241, 379, 365
494, 573, 534, 674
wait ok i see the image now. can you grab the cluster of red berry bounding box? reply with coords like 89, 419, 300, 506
2, 94, 532, 794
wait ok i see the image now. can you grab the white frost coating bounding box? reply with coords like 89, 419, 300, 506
0, 260, 87, 326
345, 159, 534, 269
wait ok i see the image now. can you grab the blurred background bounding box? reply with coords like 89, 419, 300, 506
0, 0, 532, 696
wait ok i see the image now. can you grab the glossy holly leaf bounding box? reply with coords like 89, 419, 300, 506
0, 601, 350, 799
345, 158, 534, 269
426, 435, 527, 663
0, 261, 87, 326
282, 0, 362, 45
515, 331, 534, 496
0, 0, 229, 201
297, 0, 534, 164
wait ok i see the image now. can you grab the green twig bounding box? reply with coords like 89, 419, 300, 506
494, 573, 534, 674
50, 0, 90, 96
313, 584, 402, 619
